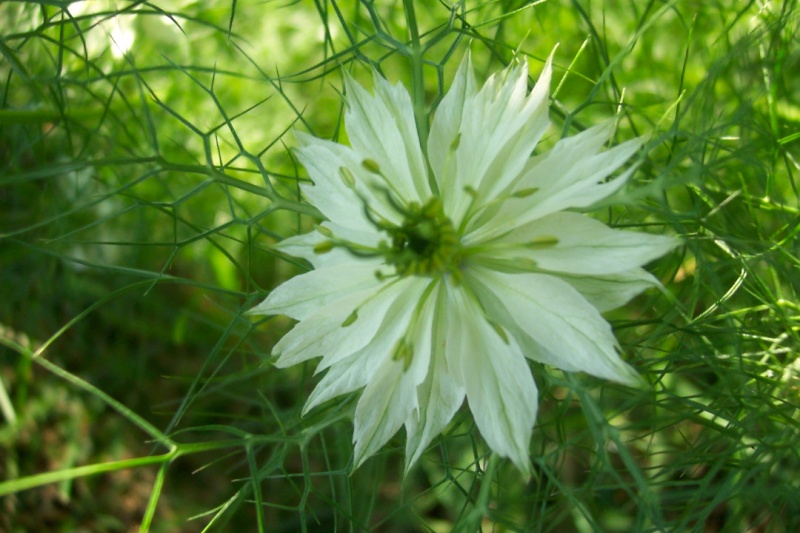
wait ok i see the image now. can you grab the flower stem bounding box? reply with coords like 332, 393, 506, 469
402, 0, 428, 153
453, 453, 500, 532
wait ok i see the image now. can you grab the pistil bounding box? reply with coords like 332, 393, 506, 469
380, 198, 463, 281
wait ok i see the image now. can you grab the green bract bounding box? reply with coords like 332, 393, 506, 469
250, 53, 678, 476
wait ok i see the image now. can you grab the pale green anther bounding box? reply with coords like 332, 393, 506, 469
362, 159, 382, 174
341, 309, 359, 327
450, 133, 461, 152
339, 166, 356, 188
316, 225, 334, 238
511, 187, 539, 198
526, 236, 559, 249
313, 240, 335, 254
489, 320, 510, 345
392, 338, 414, 370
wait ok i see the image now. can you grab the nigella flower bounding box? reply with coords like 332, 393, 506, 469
250, 53, 677, 476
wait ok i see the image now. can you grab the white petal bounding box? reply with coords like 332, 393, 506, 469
428, 53, 477, 195
273, 278, 425, 369
295, 131, 402, 229
344, 71, 429, 202
469, 54, 553, 212
267, 230, 330, 268
520, 136, 645, 211
271, 285, 382, 368
403, 356, 464, 472
488, 211, 678, 275
535, 120, 618, 175
294, 132, 372, 231
468, 129, 645, 244
315, 278, 430, 372
468, 268, 642, 385
556, 268, 664, 312
302, 321, 397, 414
303, 279, 435, 415
249, 261, 383, 321
448, 58, 552, 226
352, 285, 437, 468
404, 283, 466, 471
352, 360, 413, 468
445, 287, 537, 476
303, 352, 373, 415
266, 223, 382, 271
303, 280, 433, 414
561, 168, 634, 209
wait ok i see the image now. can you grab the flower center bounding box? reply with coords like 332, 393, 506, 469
381, 198, 462, 279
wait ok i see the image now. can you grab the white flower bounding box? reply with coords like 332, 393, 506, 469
250, 53, 678, 476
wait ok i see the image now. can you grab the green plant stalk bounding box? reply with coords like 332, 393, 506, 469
403, 0, 439, 200
0, 438, 255, 498
402, 0, 428, 152
453, 453, 500, 532
0, 108, 107, 125
0, 375, 17, 425
0, 454, 173, 497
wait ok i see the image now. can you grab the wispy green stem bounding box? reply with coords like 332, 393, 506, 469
402, 0, 428, 152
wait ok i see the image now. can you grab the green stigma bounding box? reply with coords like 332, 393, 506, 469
381, 198, 462, 280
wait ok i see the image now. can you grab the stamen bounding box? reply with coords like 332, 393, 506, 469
450, 133, 461, 152
313, 241, 335, 254
362, 159, 382, 174
341, 309, 359, 327
315, 225, 334, 237
511, 187, 539, 198
339, 166, 356, 188
488, 320, 510, 345
526, 236, 559, 249
392, 338, 413, 370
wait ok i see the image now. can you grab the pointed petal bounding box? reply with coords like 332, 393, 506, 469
403, 354, 464, 472
266, 230, 330, 269
295, 131, 402, 229
470, 53, 553, 211
265, 223, 382, 271
557, 268, 664, 312
468, 129, 645, 244
404, 284, 465, 471
303, 352, 374, 415
428, 53, 477, 194
488, 211, 678, 275
445, 287, 537, 476
294, 132, 373, 231
469, 268, 642, 385
447, 58, 552, 226
315, 277, 430, 372
352, 285, 437, 468
273, 278, 426, 369
249, 261, 383, 321
271, 285, 383, 368
352, 360, 413, 468
520, 136, 646, 213
344, 71, 429, 202
303, 279, 436, 415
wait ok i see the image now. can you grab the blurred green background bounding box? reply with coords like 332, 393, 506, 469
1, 1, 798, 531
